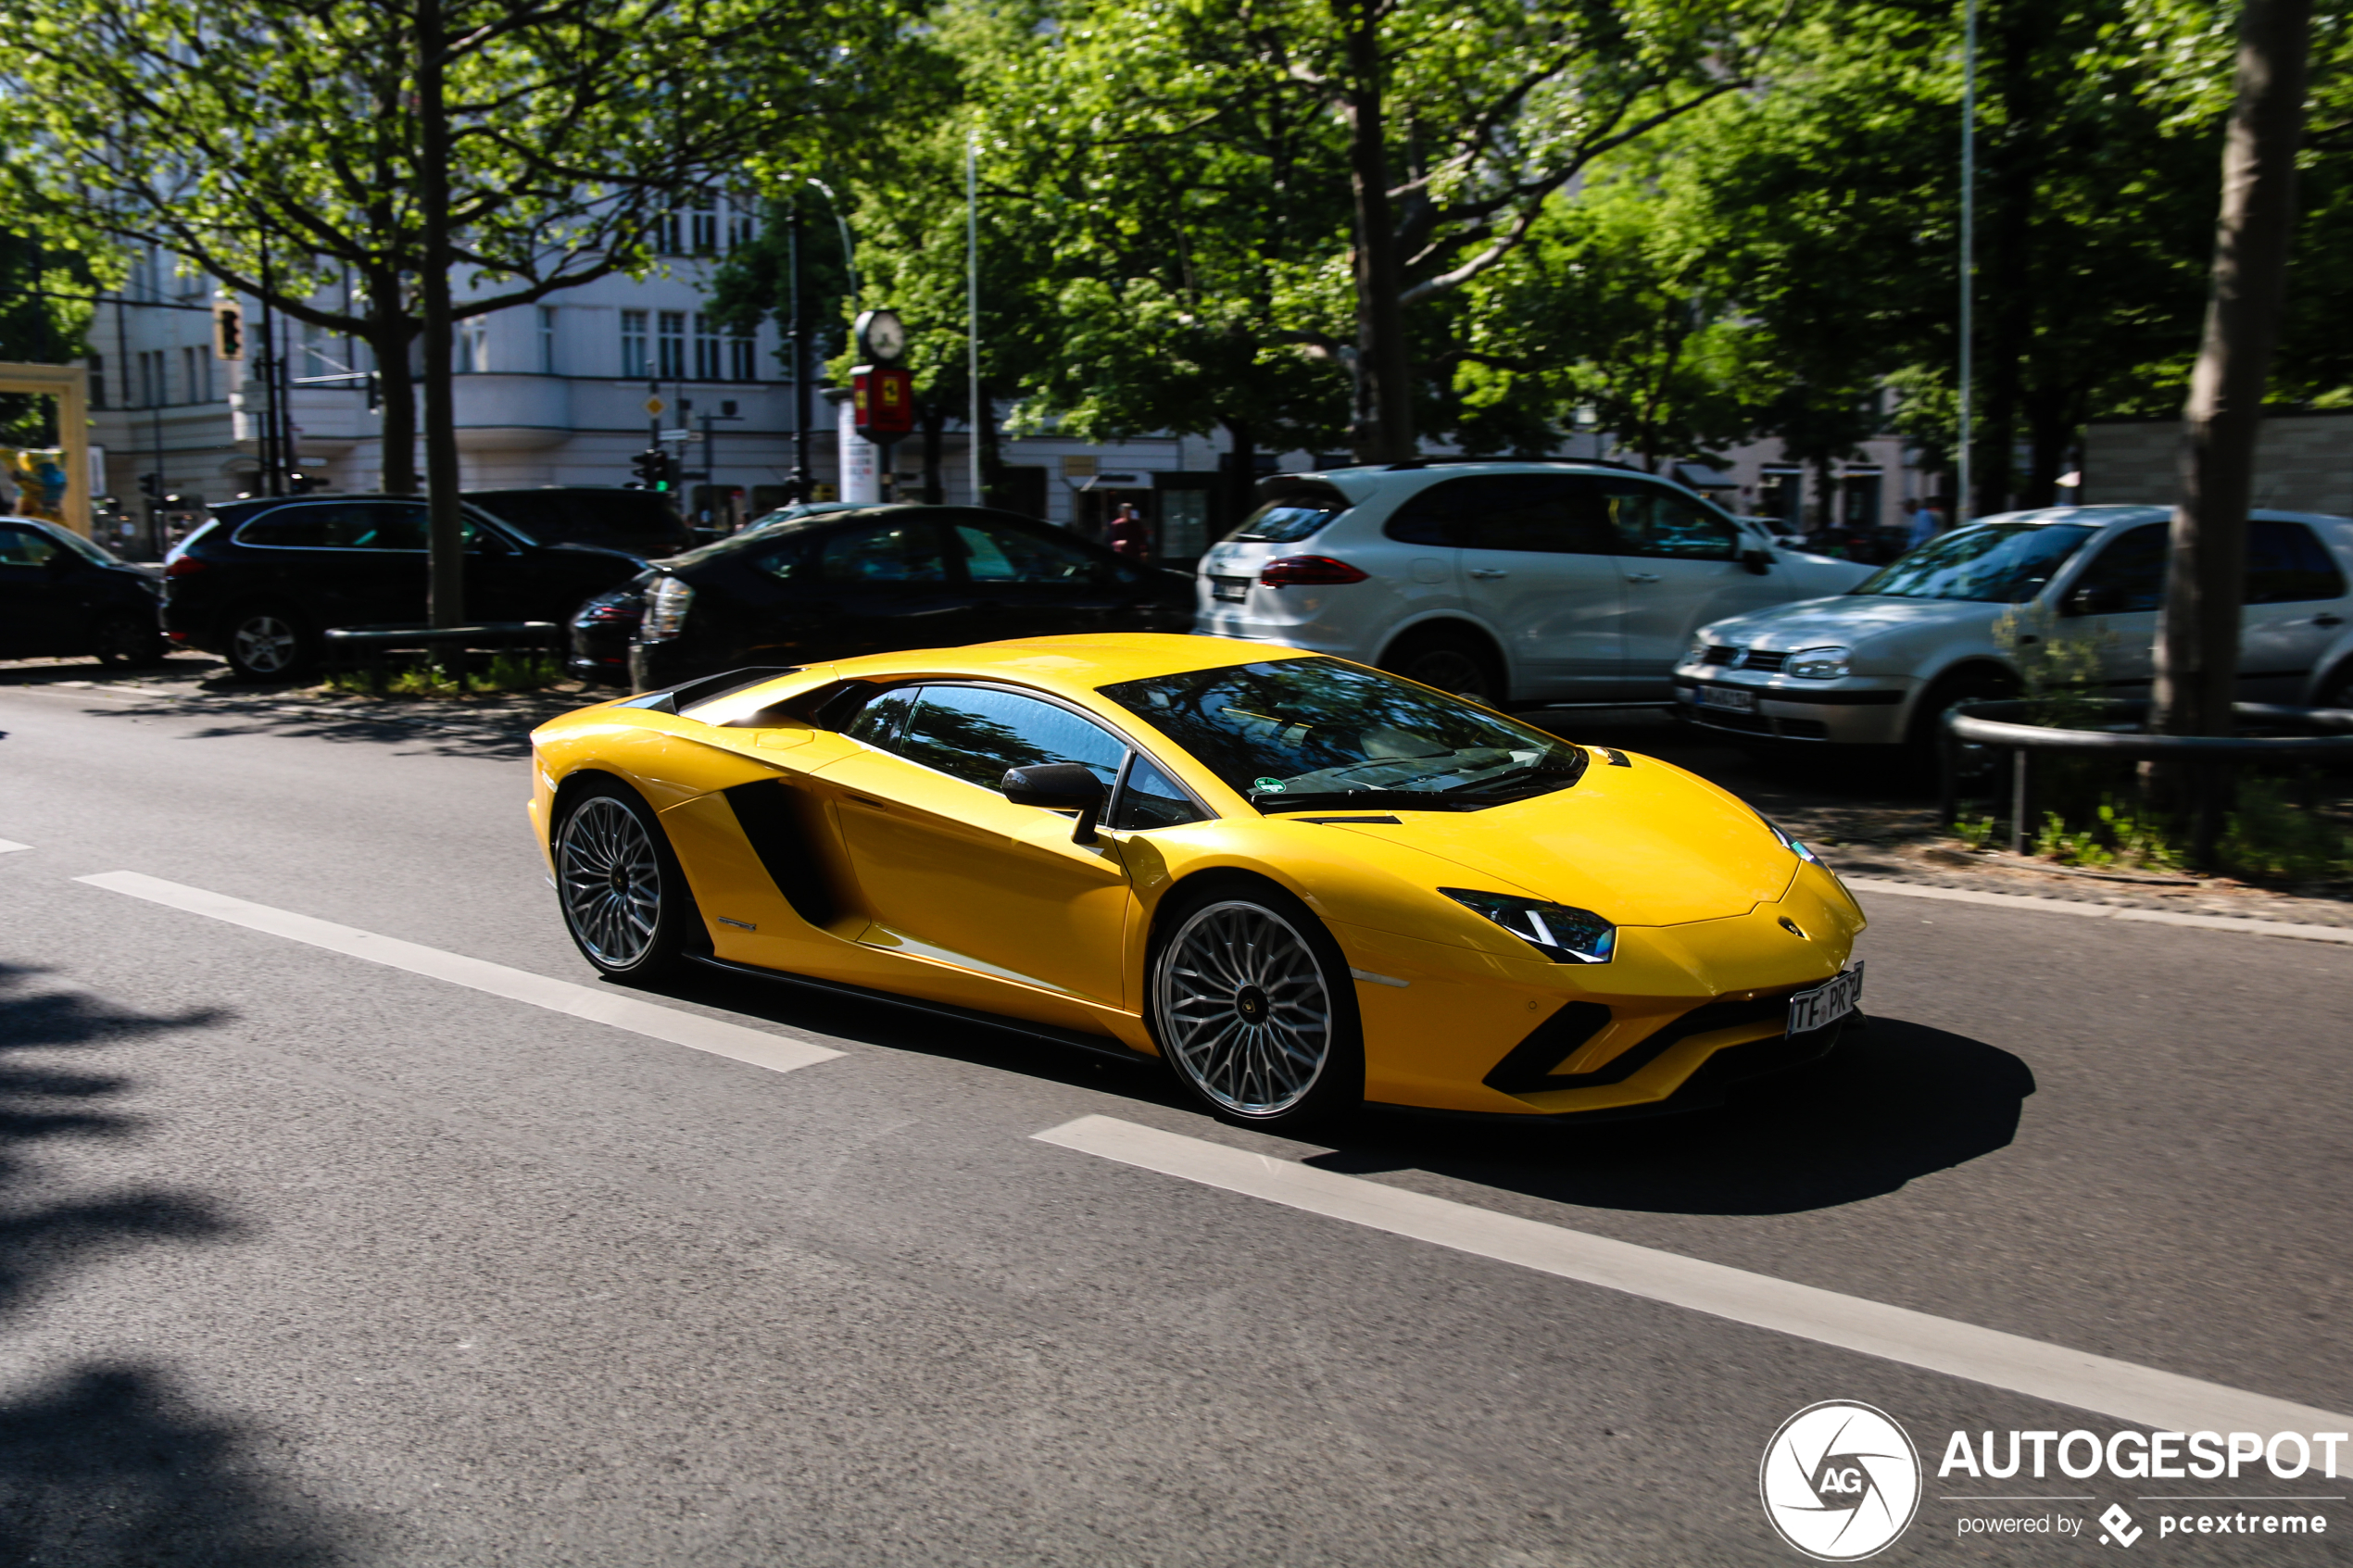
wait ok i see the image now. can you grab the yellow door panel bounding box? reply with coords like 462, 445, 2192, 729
817, 749, 1136, 1010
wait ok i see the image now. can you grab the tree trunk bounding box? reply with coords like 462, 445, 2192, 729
370, 309, 419, 495
2153, 0, 2310, 746
1341, 0, 1414, 464
1219, 414, 1257, 531
418, 0, 464, 628
918, 401, 944, 505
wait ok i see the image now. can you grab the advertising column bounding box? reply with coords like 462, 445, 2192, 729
838, 394, 879, 503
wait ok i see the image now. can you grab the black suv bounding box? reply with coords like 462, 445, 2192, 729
0, 516, 166, 664
625, 503, 1197, 690
163, 494, 653, 679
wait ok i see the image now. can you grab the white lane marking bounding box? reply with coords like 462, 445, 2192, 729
77, 871, 842, 1076
1843, 875, 2353, 946
1035, 1114, 2353, 1436
0, 839, 30, 854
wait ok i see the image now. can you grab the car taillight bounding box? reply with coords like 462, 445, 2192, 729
1258, 556, 1368, 588
163, 557, 207, 578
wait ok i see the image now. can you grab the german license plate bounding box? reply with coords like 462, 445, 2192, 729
1210, 576, 1252, 603
1698, 684, 1756, 713
1787, 961, 1863, 1035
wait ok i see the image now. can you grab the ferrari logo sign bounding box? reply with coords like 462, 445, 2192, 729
852, 366, 915, 442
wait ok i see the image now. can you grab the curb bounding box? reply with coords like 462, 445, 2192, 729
1842, 875, 2353, 946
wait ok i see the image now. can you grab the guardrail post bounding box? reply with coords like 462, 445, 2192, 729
2009, 746, 2032, 857
1939, 714, 1959, 828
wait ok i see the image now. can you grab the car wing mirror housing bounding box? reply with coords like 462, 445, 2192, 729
1739, 548, 1774, 575
1001, 761, 1106, 844
2063, 585, 2114, 617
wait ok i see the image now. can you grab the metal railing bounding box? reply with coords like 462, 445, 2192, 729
1940, 698, 2353, 862
321, 621, 564, 696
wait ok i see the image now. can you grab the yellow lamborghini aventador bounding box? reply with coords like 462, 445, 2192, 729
528, 633, 1866, 1127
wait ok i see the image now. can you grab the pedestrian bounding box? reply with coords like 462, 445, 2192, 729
1905, 497, 1944, 549
1106, 501, 1151, 565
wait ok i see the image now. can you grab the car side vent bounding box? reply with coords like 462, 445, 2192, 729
721, 780, 837, 928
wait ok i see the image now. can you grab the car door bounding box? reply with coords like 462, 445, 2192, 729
947, 511, 1144, 640
2239, 520, 2351, 700
1598, 479, 1785, 696
0, 522, 82, 655
790, 516, 978, 660
814, 683, 1137, 1010
457, 513, 547, 623
1410, 474, 1623, 700
2055, 522, 2165, 690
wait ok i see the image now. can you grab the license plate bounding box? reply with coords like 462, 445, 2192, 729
1787, 961, 1864, 1035
1698, 684, 1756, 713
1210, 576, 1252, 603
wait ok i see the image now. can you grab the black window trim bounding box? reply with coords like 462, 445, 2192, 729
225, 498, 531, 554
836, 677, 1219, 831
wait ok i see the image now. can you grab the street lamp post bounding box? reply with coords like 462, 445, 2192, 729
1957, 0, 1978, 521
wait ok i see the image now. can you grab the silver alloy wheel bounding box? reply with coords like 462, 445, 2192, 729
1156, 899, 1333, 1115
558, 796, 663, 969
232, 614, 298, 674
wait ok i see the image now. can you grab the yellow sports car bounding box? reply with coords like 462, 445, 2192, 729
528, 633, 1866, 1127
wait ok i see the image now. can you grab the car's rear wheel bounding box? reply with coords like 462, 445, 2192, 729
1382, 627, 1504, 706
1906, 669, 2017, 782
1149, 881, 1364, 1130
222, 607, 313, 681
554, 781, 704, 983
93, 611, 166, 667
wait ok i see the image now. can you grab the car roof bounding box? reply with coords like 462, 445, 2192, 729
1961, 503, 2353, 532
823, 633, 1313, 690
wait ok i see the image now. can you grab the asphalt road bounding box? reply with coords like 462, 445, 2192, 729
1, 671, 2348, 1567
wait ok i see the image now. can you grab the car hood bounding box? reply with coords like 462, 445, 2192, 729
1701, 593, 2000, 650
1315, 756, 1797, 927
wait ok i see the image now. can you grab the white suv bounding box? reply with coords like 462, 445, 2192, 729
1192, 461, 1873, 705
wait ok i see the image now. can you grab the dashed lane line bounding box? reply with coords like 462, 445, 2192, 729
0, 839, 29, 854
1035, 1114, 2353, 1438
77, 871, 843, 1076
1843, 875, 2353, 945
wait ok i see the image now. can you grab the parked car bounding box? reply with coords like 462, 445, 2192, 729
163, 494, 653, 679
462, 485, 693, 558
1675, 504, 2353, 754
625, 502, 1196, 691
0, 515, 166, 664
1192, 462, 1875, 707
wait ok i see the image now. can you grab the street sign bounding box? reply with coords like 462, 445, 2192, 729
660, 428, 690, 442
851, 365, 916, 442
644, 396, 665, 415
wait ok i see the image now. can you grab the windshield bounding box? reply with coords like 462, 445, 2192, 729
51, 526, 128, 567
1099, 657, 1590, 812
1225, 498, 1345, 546
1851, 522, 2096, 602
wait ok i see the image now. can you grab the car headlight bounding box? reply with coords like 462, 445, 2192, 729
641, 577, 694, 642
1784, 645, 1850, 680
1441, 888, 1615, 964
1683, 636, 1710, 667
1758, 814, 1821, 864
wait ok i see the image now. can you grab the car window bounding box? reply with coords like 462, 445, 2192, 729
2247, 521, 2347, 604
1227, 499, 1345, 545
2070, 523, 2167, 611
815, 521, 948, 583
1853, 523, 2097, 602
1101, 657, 1590, 811
1112, 755, 1205, 831
953, 519, 1104, 583
843, 685, 918, 747
0, 522, 61, 566
1600, 483, 1738, 560
234, 502, 428, 550
1382, 475, 1598, 553
891, 685, 1128, 793
468, 490, 688, 555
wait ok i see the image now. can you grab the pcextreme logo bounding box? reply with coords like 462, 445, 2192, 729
1760, 1401, 1924, 1561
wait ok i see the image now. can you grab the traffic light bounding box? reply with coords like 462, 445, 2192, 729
137, 472, 163, 503
213, 303, 245, 361
629, 447, 675, 491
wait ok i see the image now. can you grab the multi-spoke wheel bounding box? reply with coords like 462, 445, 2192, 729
1151, 883, 1362, 1127
223, 608, 310, 681
554, 784, 701, 982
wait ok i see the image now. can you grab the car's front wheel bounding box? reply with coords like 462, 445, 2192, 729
92, 611, 166, 667
553, 781, 705, 983
1149, 880, 1364, 1130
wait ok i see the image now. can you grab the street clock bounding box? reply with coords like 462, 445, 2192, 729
854, 308, 908, 364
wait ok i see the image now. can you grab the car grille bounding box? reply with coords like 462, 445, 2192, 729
1701, 646, 1788, 672
1701, 645, 1740, 665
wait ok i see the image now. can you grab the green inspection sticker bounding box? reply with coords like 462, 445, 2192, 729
1252, 777, 1286, 793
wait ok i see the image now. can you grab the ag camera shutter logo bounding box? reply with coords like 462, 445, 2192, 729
1760, 1401, 1923, 1560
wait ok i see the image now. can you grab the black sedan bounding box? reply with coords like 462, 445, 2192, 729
0, 516, 166, 665
163, 494, 652, 679
618, 503, 1196, 690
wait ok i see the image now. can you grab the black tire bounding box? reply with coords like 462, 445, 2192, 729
92, 612, 167, 668
220, 606, 315, 682
1382, 626, 1504, 706
552, 779, 707, 984
1147, 876, 1365, 1131
1906, 670, 2016, 781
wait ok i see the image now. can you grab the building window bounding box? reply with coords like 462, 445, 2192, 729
180, 345, 201, 404
138, 349, 166, 408
88, 353, 105, 410
657, 311, 686, 378
455, 323, 488, 374
690, 201, 719, 255
621, 309, 649, 378
692, 313, 723, 381
724, 201, 757, 252
657, 213, 683, 255
302, 320, 330, 378
538, 307, 557, 374
728, 328, 757, 383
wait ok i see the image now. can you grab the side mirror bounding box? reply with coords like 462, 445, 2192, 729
2063, 585, 2116, 617
1739, 548, 1773, 576
1001, 761, 1107, 844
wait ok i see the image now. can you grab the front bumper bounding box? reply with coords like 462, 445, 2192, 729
1670, 671, 1912, 745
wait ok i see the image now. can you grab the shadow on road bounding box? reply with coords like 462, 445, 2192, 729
0, 966, 367, 1563
1316, 1017, 2035, 1216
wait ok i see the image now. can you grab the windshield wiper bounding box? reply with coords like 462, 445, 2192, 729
1252, 789, 1518, 814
